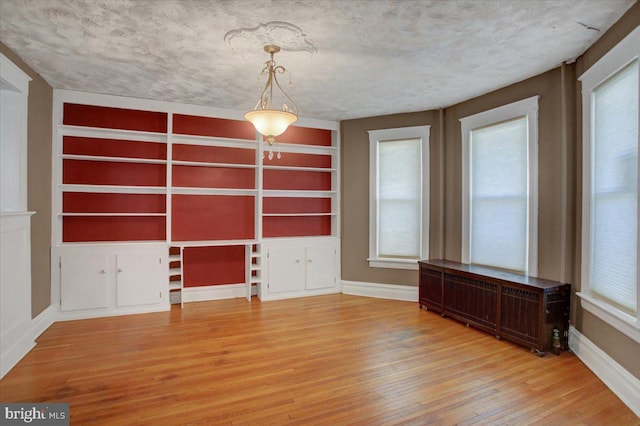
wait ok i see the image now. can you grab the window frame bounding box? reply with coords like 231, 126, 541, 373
460, 95, 539, 276
578, 26, 640, 344
368, 125, 430, 270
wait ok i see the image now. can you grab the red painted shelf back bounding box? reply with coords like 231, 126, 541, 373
63, 216, 166, 242
63, 193, 166, 213
171, 195, 255, 241
63, 160, 166, 186
182, 245, 245, 287
263, 216, 332, 238
263, 197, 331, 214
263, 152, 331, 168
173, 144, 255, 165
172, 166, 256, 189
63, 103, 167, 133
173, 114, 255, 140
273, 126, 332, 146
263, 170, 331, 191
64, 136, 167, 160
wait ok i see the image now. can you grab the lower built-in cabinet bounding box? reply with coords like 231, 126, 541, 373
259, 237, 340, 301
57, 244, 169, 319
419, 260, 570, 354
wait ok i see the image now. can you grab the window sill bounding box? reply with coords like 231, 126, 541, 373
368, 258, 419, 270
576, 291, 640, 344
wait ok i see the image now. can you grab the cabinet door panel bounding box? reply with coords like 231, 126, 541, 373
306, 243, 336, 290
268, 247, 304, 293
116, 254, 163, 307
419, 267, 443, 312
61, 254, 110, 311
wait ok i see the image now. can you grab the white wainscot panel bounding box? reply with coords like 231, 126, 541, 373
0, 212, 34, 379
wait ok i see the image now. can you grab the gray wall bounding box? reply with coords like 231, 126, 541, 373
1, 42, 53, 318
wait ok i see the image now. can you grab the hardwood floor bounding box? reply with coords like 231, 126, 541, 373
1, 294, 638, 425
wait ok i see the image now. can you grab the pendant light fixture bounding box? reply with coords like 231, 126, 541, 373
245, 45, 298, 157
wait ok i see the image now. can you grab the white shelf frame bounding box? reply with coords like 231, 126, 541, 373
263, 165, 336, 172
263, 189, 337, 198
59, 184, 167, 194
59, 124, 167, 143
59, 212, 166, 217
172, 239, 259, 247
171, 187, 258, 196
172, 160, 257, 169
262, 213, 336, 217
51, 89, 340, 309
60, 154, 167, 165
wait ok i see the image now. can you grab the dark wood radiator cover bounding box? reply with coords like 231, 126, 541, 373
419, 260, 570, 353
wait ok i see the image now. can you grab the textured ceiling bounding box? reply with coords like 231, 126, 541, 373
0, 0, 635, 121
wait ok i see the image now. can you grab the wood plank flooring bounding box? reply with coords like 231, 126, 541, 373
1, 294, 638, 425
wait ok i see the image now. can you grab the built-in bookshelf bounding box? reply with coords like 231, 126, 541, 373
59, 103, 168, 242
171, 114, 257, 246
262, 126, 338, 238
52, 92, 339, 312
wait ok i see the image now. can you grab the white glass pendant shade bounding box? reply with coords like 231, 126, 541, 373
244, 109, 297, 143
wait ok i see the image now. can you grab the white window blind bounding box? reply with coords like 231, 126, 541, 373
378, 138, 422, 258
368, 125, 429, 269
470, 117, 529, 272
589, 59, 638, 313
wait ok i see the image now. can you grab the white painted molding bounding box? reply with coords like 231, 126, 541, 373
0, 212, 35, 379
31, 305, 55, 341
578, 26, 640, 339
368, 126, 431, 268
341, 280, 418, 302
182, 284, 246, 303
569, 326, 640, 417
0, 327, 35, 379
0, 304, 55, 379
1, 54, 31, 213
0, 53, 32, 92
55, 305, 169, 322
577, 292, 640, 344
460, 95, 539, 276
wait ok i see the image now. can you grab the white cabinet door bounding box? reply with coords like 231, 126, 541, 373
267, 246, 305, 294
116, 254, 162, 307
61, 253, 110, 311
306, 242, 337, 290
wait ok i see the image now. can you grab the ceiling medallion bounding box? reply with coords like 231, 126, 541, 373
224, 21, 317, 56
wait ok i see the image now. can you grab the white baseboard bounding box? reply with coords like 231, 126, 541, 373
1, 305, 54, 379
55, 304, 170, 322
341, 280, 418, 302
569, 326, 640, 417
257, 287, 340, 302
182, 283, 245, 303
32, 305, 55, 340
0, 319, 35, 380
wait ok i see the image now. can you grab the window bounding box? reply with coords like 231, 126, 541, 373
368, 126, 430, 270
578, 27, 640, 343
460, 96, 539, 275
